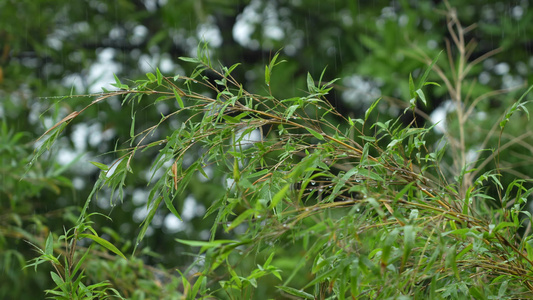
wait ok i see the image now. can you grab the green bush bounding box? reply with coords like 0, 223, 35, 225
27, 6, 533, 300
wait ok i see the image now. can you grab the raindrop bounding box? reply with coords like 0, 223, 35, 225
310, 181, 316, 185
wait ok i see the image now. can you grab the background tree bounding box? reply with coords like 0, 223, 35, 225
1, 0, 533, 298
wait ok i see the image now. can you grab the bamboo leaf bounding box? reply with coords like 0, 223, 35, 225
78, 233, 127, 260
45, 233, 54, 256
146, 72, 156, 82
307, 72, 315, 93
50, 272, 66, 292
156, 68, 163, 85
178, 56, 201, 63
226, 209, 255, 232
365, 98, 381, 121
276, 286, 314, 299
135, 196, 162, 254
409, 73, 416, 100
417, 50, 442, 89
415, 89, 427, 106
305, 127, 324, 140
270, 184, 290, 209
173, 88, 184, 108
265, 65, 270, 86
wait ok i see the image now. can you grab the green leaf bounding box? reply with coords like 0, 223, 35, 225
224, 63, 241, 77
175, 239, 244, 255
222, 115, 240, 124
305, 127, 324, 140
78, 233, 127, 260
112, 73, 128, 89
233, 158, 240, 182
175, 239, 236, 248
264, 252, 275, 268
270, 184, 290, 209
359, 135, 376, 142
226, 209, 255, 232
285, 105, 299, 120
130, 112, 136, 140
500, 85, 533, 129
415, 89, 427, 106
469, 286, 485, 300
493, 222, 516, 233
178, 56, 200, 63
394, 182, 414, 203
163, 192, 182, 222
50, 271, 66, 292
307, 72, 315, 93
381, 228, 399, 264
498, 280, 509, 298
446, 245, 460, 280
456, 243, 473, 260
156, 68, 163, 86
173, 88, 184, 108
357, 168, 384, 182
146, 72, 156, 82
463, 186, 472, 215
303, 267, 337, 288
402, 225, 415, 268
417, 50, 442, 89
276, 286, 314, 299
409, 73, 416, 99
72, 249, 91, 278
424, 81, 441, 87
364, 98, 381, 121
265, 65, 270, 86
45, 233, 54, 256
318, 66, 328, 85
192, 274, 206, 297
